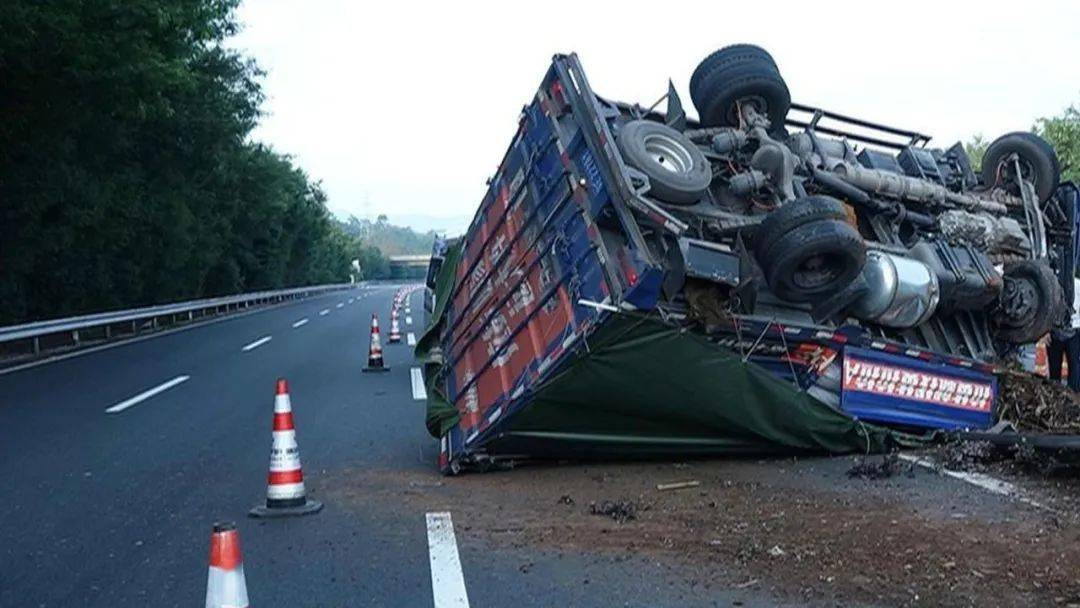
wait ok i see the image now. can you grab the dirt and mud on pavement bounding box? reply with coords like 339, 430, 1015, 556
330, 455, 1080, 607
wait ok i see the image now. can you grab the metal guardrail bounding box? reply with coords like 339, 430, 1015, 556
0, 283, 356, 358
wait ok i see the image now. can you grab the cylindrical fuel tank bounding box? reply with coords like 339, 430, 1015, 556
850, 251, 940, 328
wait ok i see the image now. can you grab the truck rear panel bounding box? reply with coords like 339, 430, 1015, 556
443, 55, 664, 447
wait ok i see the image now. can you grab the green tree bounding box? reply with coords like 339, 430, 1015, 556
0, 0, 362, 324
340, 215, 437, 256
1035, 103, 1080, 183
965, 134, 988, 171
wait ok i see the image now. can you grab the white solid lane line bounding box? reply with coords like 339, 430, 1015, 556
292, 318, 309, 328
105, 375, 190, 414
898, 454, 1052, 512
426, 512, 470, 608
319, 309, 330, 316
241, 336, 272, 352
407, 332, 417, 346
336, 302, 344, 308
411, 367, 427, 400
406, 316, 413, 326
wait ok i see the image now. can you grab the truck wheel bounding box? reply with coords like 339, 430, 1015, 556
981, 132, 1061, 202
753, 195, 850, 263
993, 260, 1064, 344
616, 120, 712, 204
760, 219, 866, 303
691, 46, 789, 129
690, 44, 777, 107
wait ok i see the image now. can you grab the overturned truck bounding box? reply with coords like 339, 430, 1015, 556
418, 45, 1079, 473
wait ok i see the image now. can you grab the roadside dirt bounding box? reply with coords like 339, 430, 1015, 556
329, 457, 1080, 607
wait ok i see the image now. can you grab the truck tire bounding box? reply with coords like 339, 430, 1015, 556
753, 195, 850, 262
981, 132, 1061, 202
616, 119, 712, 204
691, 49, 789, 129
690, 44, 777, 107
760, 219, 866, 303
993, 260, 1064, 344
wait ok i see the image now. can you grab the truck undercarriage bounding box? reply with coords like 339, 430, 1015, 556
598, 46, 1074, 367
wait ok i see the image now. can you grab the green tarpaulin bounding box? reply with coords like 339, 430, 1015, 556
418, 240, 917, 460
414, 240, 463, 438
495, 314, 909, 457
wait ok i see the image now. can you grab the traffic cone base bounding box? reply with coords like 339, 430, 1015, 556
249, 497, 323, 518
249, 379, 323, 519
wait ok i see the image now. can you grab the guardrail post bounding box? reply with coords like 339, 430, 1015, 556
32, 337, 40, 355
188, 310, 194, 321
72, 330, 80, 346
105, 325, 111, 339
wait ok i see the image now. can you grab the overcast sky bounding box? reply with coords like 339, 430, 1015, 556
232, 0, 1080, 234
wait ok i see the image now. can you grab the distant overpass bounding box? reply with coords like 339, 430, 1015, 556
387, 254, 431, 269
385, 254, 431, 279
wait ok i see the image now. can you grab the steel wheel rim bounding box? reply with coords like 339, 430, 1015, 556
643, 132, 694, 174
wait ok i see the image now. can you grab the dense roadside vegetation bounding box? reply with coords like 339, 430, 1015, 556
0, 1, 398, 325
340, 215, 438, 256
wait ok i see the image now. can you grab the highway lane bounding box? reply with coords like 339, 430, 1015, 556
0, 284, 735, 607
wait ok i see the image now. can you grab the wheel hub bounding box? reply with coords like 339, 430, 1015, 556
792, 253, 842, 290
642, 133, 694, 175
1000, 276, 1039, 326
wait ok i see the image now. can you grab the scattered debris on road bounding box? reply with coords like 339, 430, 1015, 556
589, 500, 639, 523
656, 480, 700, 492
997, 371, 1080, 434
334, 457, 1080, 607
939, 440, 998, 471
846, 453, 914, 480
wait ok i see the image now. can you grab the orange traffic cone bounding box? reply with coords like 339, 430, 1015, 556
205, 521, 250, 608
364, 314, 389, 372
249, 379, 323, 518
388, 309, 402, 344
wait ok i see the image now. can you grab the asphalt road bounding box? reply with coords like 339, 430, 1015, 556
0, 284, 744, 607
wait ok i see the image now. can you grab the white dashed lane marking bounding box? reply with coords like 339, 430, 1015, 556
411, 367, 427, 400
319, 309, 329, 316
426, 512, 470, 608
407, 332, 417, 346
292, 318, 309, 328
105, 375, 190, 414
241, 336, 272, 352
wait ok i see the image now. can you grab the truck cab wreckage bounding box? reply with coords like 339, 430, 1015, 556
418, 45, 1080, 473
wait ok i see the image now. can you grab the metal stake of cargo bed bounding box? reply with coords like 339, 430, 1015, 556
741, 320, 775, 363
